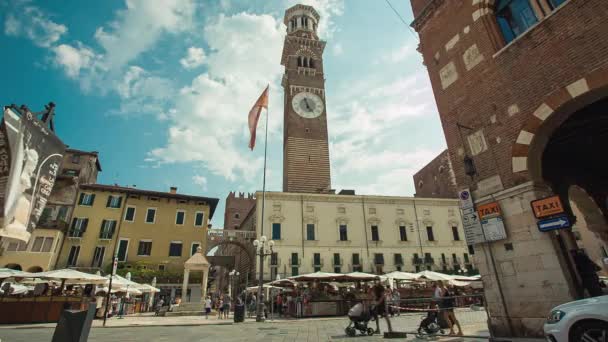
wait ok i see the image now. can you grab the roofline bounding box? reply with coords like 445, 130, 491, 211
66, 148, 102, 172
254, 191, 459, 204
79, 183, 219, 218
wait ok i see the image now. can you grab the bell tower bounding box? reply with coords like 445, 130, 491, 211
281, 4, 331, 193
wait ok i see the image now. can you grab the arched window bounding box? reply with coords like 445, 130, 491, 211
309, 58, 314, 69
496, 0, 538, 43
297, 56, 302, 67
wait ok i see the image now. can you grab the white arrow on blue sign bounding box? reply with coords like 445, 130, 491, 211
537, 215, 571, 232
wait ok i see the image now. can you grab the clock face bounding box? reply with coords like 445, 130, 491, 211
292, 92, 324, 119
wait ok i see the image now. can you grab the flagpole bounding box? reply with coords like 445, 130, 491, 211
261, 104, 269, 237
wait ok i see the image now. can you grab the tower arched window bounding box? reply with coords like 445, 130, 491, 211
496, 0, 538, 43
309, 58, 314, 69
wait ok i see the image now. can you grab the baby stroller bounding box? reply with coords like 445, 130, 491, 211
345, 303, 375, 337
416, 306, 447, 337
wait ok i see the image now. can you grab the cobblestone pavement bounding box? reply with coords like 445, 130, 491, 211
0, 310, 493, 342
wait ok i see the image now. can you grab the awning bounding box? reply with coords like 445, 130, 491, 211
0, 268, 36, 279
37, 269, 108, 285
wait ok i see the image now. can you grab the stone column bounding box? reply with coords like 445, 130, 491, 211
182, 268, 190, 302
201, 269, 208, 300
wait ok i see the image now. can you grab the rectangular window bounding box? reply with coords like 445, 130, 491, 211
464, 253, 470, 263
333, 253, 340, 265
413, 253, 421, 264
69, 218, 88, 237
175, 210, 185, 225
452, 253, 458, 264
426, 226, 435, 241
394, 254, 403, 265
31, 237, 44, 252
99, 220, 117, 239
339, 224, 348, 241
292, 267, 299, 276
124, 206, 136, 222
442, 253, 447, 271
146, 208, 156, 223
71, 154, 80, 164
57, 206, 68, 221
399, 226, 407, 241
374, 253, 384, 265
169, 242, 182, 257
67, 246, 80, 266
117, 239, 129, 262
313, 253, 321, 266
352, 253, 360, 265
371, 225, 379, 241
452, 226, 460, 241
78, 193, 95, 206
41, 237, 54, 252
306, 224, 315, 240
334, 266, 341, 273
291, 253, 298, 265
194, 212, 204, 227
106, 195, 122, 209
91, 246, 105, 268
313, 266, 321, 272
424, 253, 433, 264
270, 252, 278, 266
271, 223, 281, 240
158, 265, 165, 271
191, 243, 200, 256
138, 241, 152, 256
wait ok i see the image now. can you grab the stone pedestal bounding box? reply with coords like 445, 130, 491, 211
474, 182, 576, 337
174, 247, 210, 316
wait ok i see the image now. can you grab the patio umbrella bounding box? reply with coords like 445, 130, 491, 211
37, 269, 108, 285
288, 271, 343, 282
343, 272, 381, 281
381, 271, 419, 281
0, 268, 36, 279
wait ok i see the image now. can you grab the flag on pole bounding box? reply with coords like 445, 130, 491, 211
248, 85, 269, 150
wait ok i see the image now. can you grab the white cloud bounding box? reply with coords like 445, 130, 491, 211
332, 43, 343, 56
52, 42, 99, 78
147, 12, 284, 181
192, 174, 208, 190
287, 0, 344, 38
4, 6, 67, 47
93, 0, 196, 71
377, 42, 416, 64
111, 65, 176, 115
180, 47, 206, 69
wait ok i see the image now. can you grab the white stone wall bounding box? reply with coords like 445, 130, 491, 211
254, 192, 470, 280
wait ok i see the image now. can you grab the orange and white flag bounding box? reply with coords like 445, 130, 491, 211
248, 85, 269, 150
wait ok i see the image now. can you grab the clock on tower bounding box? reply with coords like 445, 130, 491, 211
281, 4, 331, 193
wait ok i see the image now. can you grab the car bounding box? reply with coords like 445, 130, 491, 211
544, 295, 608, 342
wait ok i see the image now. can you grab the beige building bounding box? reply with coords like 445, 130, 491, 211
0, 148, 101, 272
254, 191, 472, 281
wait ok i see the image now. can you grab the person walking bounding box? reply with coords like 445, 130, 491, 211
217, 296, 224, 319
391, 288, 401, 317
439, 281, 463, 336
276, 293, 283, 317
223, 294, 231, 319
204, 296, 212, 319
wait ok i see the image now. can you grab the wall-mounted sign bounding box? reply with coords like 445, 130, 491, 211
531, 195, 564, 219
537, 214, 571, 232
481, 217, 507, 241
477, 202, 501, 220
458, 188, 474, 209
463, 211, 485, 245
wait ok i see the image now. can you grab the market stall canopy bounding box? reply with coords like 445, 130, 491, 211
105, 274, 143, 295
415, 270, 472, 287
246, 284, 282, 292
0, 268, 36, 279
0, 282, 32, 295
380, 271, 419, 281
138, 284, 161, 293
268, 278, 297, 287
288, 271, 343, 282
343, 272, 380, 281
37, 269, 108, 285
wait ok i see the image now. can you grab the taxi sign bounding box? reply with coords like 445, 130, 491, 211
531, 195, 564, 219
477, 202, 501, 220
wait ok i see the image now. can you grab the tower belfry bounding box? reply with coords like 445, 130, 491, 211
281, 4, 331, 193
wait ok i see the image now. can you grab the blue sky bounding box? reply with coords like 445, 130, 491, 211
0, 0, 446, 228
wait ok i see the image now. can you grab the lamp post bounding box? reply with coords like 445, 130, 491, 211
253, 236, 274, 322
229, 269, 240, 299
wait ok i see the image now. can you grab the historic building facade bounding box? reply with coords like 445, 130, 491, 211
410, 0, 608, 336
0, 148, 101, 272
281, 4, 332, 193
413, 149, 458, 199
254, 191, 471, 281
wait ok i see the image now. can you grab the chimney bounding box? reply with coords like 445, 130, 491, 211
170, 186, 177, 194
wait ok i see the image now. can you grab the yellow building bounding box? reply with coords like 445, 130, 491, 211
0, 148, 101, 272
255, 191, 473, 281
55, 184, 218, 300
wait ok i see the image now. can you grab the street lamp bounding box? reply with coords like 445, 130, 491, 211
253, 236, 274, 322
229, 269, 240, 299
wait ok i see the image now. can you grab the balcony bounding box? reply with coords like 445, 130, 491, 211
424, 257, 435, 265
67, 230, 84, 239
98, 232, 114, 241
290, 258, 301, 267
412, 257, 423, 265
37, 219, 69, 231
332, 258, 343, 266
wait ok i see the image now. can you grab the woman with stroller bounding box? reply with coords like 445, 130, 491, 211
438, 281, 463, 336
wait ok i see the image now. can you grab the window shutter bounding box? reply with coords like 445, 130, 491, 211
78, 193, 84, 205
106, 196, 112, 207
99, 220, 106, 238
82, 219, 89, 232
117, 197, 122, 208
90, 194, 96, 205
71, 218, 77, 229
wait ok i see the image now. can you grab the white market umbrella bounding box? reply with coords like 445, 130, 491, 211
344, 272, 381, 281
139, 284, 161, 293
381, 271, 419, 281
37, 269, 108, 285
288, 271, 342, 281
0, 268, 36, 279
415, 270, 471, 287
